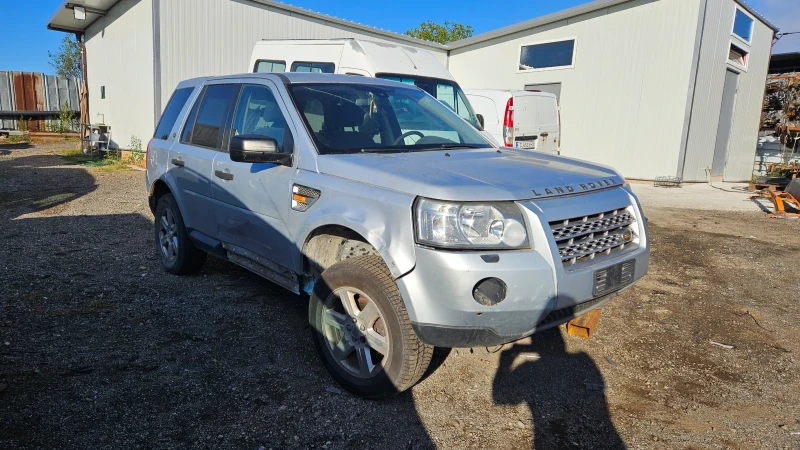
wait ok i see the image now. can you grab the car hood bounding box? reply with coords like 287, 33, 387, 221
315, 148, 624, 201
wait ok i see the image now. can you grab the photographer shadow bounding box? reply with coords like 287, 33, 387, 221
492, 328, 625, 449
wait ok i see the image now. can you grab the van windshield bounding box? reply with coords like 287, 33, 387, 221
376, 74, 481, 129
289, 82, 491, 155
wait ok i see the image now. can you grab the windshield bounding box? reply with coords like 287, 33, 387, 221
288, 82, 492, 155
376, 74, 481, 129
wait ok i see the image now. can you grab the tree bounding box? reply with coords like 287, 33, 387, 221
405, 21, 474, 45
48, 35, 82, 78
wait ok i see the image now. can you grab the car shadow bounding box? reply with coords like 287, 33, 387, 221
492, 328, 625, 449
0, 150, 436, 449
0, 151, 98, 217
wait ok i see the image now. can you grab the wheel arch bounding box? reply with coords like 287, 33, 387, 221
148, 178, 174, 214
301, 224, 382, 277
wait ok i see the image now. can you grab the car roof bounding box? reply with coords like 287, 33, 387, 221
176, 72, 409, 89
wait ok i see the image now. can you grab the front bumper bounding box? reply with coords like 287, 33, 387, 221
396, 187, 649, 347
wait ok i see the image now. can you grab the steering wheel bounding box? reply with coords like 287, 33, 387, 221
391, 131, 425, 145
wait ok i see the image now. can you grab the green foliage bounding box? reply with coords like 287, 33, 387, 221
17, 116, 29, 133
128, 135, 145, 164
54, 101, 76, 136
48, 35, 82, 78
404, 21, 474, 45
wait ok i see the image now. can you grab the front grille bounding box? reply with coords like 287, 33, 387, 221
550, 208, 636, 267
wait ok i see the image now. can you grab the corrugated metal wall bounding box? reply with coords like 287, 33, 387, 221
157, 0, 450, 113
84, 0, 154, 149
0, 72, 81, 131
447, 0, 700, 181
681, 0, 772, 182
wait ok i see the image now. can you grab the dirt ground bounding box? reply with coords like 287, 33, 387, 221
1, 142, 799, 449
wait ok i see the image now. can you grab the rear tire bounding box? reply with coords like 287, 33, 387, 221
309, 255, 432, 398
154, 193, 206, 274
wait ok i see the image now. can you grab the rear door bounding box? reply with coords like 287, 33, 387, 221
168, 83, 240, 237
148, 86, 195, 192
534, 94, 560, 153
211, 80, 296, 270
512, 93, 540, 150
465, 93, 500, 143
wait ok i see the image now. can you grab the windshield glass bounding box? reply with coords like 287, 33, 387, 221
288, 82, 491, 155
376, 74, 481, 129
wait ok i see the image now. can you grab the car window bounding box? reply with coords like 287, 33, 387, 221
291, 62, 335, 73
289, 82, 491, 155
230, 84, 291, 153
154, 87, 193, 140
254, 60, 286, 73
187, 84, 240, 150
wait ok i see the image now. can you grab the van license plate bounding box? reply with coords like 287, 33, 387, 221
515, 140, 536, 149
593, 260, 635, 297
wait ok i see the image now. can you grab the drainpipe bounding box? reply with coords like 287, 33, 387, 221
75, 32, 90, 153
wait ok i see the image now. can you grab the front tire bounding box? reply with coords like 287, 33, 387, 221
309, 255, 432, 398
154, 193, 206, 274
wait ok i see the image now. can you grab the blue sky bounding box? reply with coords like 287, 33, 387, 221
1, 0, 798, 74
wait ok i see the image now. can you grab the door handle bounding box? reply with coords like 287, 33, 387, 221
215, 170, 234, 181
540, 132, 549, 137
171, 158, 185, 167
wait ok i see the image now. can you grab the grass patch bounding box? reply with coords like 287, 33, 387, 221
57, 148, 131, 172
0, 135, 31, 145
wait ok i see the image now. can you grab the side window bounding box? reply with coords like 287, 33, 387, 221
181, 95, 200, 143
435, 84, 456, 111
291, 61, 335, 73
154, 87, 193, 140
254, 60, 286, 73
231, 84, 291, 153
186, 84, 240, 150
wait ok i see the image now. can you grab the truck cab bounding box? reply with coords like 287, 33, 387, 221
249, 39, 483, 131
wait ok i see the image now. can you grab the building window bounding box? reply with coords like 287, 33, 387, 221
728, 43, 748, 68
254, 60, 286, 73
732, 9, 753, 42
519, 39, 576, 71
100, 86, 105, 99
290, 62, 335, 73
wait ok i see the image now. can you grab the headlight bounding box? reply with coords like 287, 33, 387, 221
415, 198, 529, 249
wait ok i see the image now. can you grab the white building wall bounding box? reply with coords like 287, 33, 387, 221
682, 0, 772, 182
85, 0, 154, 149
448, 0, 701, 180
157, 0, 449, 110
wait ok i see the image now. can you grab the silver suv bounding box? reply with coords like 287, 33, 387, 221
146, 73, 649, 398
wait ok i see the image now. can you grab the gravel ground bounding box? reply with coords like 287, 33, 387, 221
1, 143, 799, 449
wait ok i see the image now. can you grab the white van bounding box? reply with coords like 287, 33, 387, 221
250, 39, 483, 131
465, 90, 560, 153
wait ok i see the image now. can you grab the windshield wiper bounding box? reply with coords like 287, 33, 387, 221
431, 144, 485, 149
360, 146, 410, 153
359, 144, 486, 154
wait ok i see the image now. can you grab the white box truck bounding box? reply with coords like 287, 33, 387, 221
249, 39, 487, 135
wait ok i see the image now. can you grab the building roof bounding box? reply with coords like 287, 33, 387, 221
47, 0, 446, 50
47, 0, 779, 52
769, 52, 800, 74
447, 0, 778, 49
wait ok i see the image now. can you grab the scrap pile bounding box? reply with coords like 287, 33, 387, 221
751, 179, 800, 219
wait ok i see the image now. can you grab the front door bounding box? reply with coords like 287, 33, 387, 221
211, 81, 296, 270
712, 70, 739, 177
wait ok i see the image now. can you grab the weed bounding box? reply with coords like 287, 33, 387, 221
127, 135, 145, 165
57, 148, 130, 172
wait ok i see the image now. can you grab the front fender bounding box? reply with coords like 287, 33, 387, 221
288, 171, 418, 279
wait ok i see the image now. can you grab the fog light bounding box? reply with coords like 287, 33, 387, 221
473, 278, 507, 306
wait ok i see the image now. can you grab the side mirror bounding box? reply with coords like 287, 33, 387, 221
230, 135, 291, 165
476, 114, 485, 130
